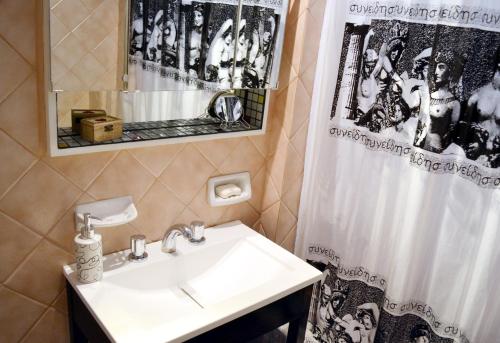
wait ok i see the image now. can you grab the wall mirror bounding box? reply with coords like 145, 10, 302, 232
47, 0, 287, 92
44, 0, 287, 156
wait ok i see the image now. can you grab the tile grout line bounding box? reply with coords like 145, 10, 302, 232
17, 306, 51, 343
2, 238, 45, 289
40, 159, 89, 193
0, 121, 39, 162
279, 224, 298, 248
0, 33, 35, 70
33, 159, 85, 229
0, 71, 34, 113
128, 144, 184, 180
0, 158, 38, 202
81, 150, 121, 192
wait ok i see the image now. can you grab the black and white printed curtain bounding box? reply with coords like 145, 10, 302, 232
296, 0, 500, 343
128, 0, 286, 91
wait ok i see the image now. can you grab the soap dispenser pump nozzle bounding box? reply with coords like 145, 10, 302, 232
82, 213, 99, 239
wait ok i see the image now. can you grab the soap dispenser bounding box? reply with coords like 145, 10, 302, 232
74, 213, 103, 283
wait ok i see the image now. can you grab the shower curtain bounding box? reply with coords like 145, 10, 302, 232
127, 0, 288, 91
295, 1, 500, 342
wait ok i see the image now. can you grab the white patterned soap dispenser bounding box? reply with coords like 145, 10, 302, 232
74, 213, 103, 283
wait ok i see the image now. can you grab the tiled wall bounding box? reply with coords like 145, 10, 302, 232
50, 0, 123, 91
0, 0, 324, 341
256, 0, 325, 251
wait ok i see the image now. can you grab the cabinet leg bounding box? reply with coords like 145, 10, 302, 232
67, 281, 87, 343
286, 285, 312, 343
286, 313, 309, 343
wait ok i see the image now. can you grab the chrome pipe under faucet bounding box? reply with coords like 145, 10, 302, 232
162, 221, 206, 253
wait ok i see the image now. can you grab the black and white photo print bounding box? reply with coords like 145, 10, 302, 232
328, 1, 500, 188
305, 260, 457, 343
236, 6, 281, 88
129, 0, 287, 91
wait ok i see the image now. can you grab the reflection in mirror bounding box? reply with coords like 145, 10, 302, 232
55, 89, 266, 149
127, 0, 288, 91
48, 0, 287, 92
49, 0, 127, 91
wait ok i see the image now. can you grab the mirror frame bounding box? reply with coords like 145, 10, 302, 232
43, 0, 271, 157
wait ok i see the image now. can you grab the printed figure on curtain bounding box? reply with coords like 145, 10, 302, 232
330, 4, 500, 184
128, 0, 285, 91
305, 260, 459, 343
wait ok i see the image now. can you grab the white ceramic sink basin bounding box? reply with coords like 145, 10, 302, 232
64, 221, 322, 343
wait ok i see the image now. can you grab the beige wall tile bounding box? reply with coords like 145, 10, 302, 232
92, 0, 120, 32
49, 14, 68, 48
0, 213, 41, 282
219, 138, 265, 178
0, 161, 81, 235
87, 151, 155, 202
71, 53, 107, 88
22, 307, 69, 343
0, 0, 37, 64
283, 13, 306, 75
160, 144, 215, 205
299, 61, 317, 97
0, 287, 46, 343
0, 38, 32, 103
300, 10, 323, 71
220, 202, 260, 228
73, 15, 109, 52
47, 193, 96, 253
52, 0, 90, 32
287, 0, 310, 24
282, 173, 303, 217
267, 136, 289, 195
128, 144, 184, 177
5, 240, 73, 305
275, 203, 297, 243
260, 201, 280, 240
133, 181, 185, 241
188, 185, 227, 227
290, 119, 309, 159
0, 74, 41, 153
44, 151, 117, 190
248, 134, 268, 159
194, 137, 241, 169
277, 51, 297, 90
282, 144, 304, 190
81, 0, 107, 12
52, 289, 68, 315
248, 166, 266, 213
289, 79, 312, 137
174, 206, 201, 226
0, 130, 36, 196
53, 33, 87, 70
92, 33, 119, 69
280, 225, 297, 252
97, 223, 139, 255
261, 173, 280, 211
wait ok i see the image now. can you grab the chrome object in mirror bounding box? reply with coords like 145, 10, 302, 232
209, 92, 250, 130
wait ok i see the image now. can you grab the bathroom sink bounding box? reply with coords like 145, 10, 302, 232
63, 221, 322, 343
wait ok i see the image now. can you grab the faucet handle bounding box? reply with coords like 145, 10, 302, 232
129, 234, 148, 261
189, 221, 205, 243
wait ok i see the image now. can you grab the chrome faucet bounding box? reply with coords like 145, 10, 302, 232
162, 221, 205, 253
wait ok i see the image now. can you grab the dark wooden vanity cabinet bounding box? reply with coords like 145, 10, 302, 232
67, 281, 314, 343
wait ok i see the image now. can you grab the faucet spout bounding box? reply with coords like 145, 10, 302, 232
161, 224, 192, 253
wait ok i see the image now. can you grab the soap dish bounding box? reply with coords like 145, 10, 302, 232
75, 196, 138, 228
207, 172, 251, 207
